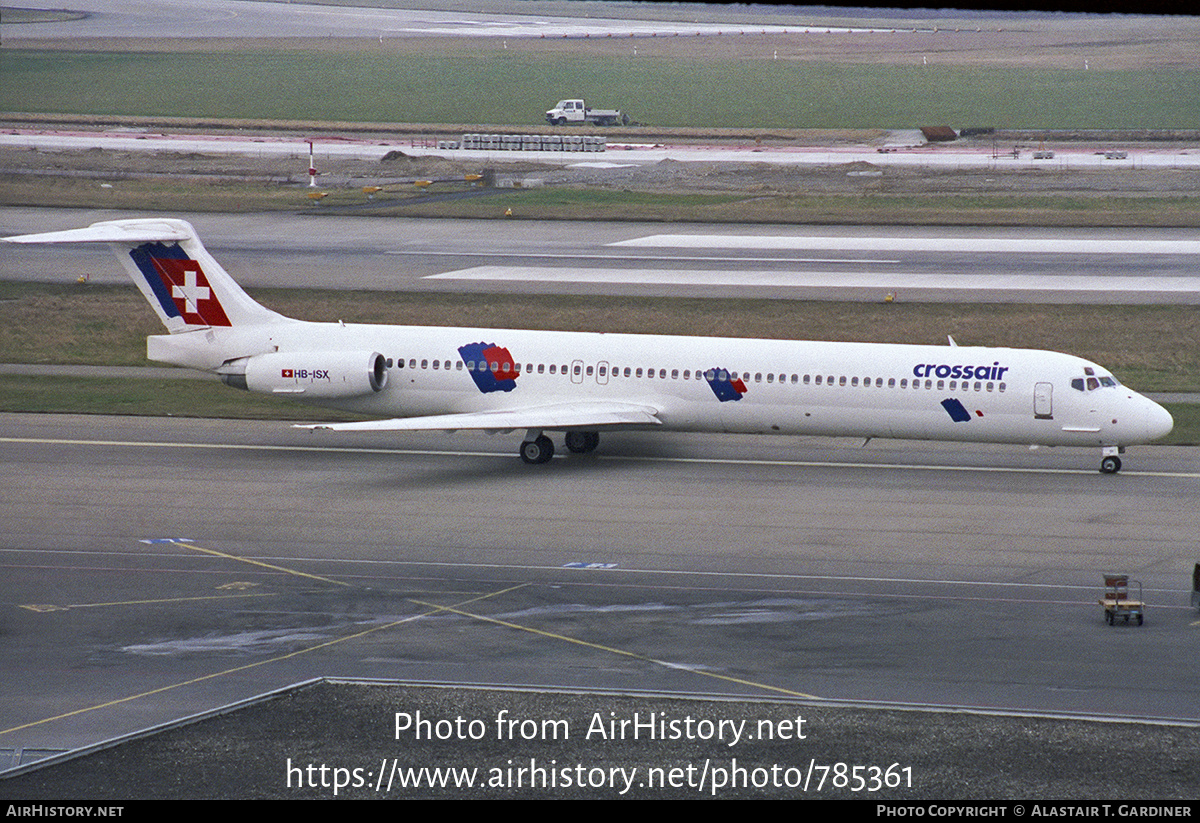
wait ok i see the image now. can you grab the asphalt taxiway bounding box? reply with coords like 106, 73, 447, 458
4, 209, 1200, 303
2, 412, 1198, 763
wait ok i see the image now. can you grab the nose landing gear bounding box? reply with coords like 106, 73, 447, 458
1099, 446, 1124, 474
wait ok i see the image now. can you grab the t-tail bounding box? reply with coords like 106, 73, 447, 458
6, 218, 290, 371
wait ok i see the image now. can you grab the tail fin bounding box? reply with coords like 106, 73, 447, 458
5, 218, 283, 332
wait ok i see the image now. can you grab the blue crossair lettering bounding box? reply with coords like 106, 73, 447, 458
913, 362, 1009, 381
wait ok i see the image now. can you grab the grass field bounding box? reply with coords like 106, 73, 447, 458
345, 188, 1200, 228
0, 374, 363, 421
4, 175, 1198, 228
3, 46, 1198, 130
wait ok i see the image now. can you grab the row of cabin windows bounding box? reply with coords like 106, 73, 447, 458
386, 358, 1007, 393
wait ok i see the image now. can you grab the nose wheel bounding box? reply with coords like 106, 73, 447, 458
1100, 455, 1122, 474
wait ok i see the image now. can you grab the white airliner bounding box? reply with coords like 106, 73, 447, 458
6, 218, 1174, 472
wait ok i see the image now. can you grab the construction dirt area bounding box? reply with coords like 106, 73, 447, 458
3, 125, 1200, 224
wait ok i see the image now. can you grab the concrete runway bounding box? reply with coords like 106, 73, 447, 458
2, 412, 1199, 760
4, 208, 1200, 303
3, 0, 891, 40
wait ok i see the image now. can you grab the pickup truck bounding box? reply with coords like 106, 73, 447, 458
545, 99, 626, 126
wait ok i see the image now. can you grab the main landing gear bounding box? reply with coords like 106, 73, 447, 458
519, 430, 600, 464
564, 431, 600, 454
1099, 445, 1124, 475
520, 434, 554, 465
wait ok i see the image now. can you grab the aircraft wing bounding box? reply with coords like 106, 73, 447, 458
296, 401, 662, 433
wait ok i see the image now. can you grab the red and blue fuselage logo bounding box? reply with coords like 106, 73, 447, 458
458, 342, 519, 393
705, 367, 747, 402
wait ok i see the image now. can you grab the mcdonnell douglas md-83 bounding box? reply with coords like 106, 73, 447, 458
5, 219, 1174, 472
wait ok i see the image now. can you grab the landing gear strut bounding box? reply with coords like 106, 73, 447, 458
519, 433, 554, 465
564, 431, 600, 454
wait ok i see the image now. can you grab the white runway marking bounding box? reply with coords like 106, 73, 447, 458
426, 265, 1200, 294
613, 234, 1200, 255
393, 250, 901, 265
3, 436, 1196, 478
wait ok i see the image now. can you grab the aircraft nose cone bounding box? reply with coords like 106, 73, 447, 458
1145, 400, 1174, 441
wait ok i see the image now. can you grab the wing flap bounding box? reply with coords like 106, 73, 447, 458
296, 401, 662, 433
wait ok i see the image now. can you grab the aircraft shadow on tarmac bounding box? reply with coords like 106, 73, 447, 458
355, 433, 694, 490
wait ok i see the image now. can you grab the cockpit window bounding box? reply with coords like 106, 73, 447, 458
1074, 372, 1121, 392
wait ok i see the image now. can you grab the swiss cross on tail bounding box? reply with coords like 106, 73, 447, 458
128, 242, 232, 327
152, 258, 232, 326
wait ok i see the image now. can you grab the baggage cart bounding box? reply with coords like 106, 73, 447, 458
1099, 574, 1144, 626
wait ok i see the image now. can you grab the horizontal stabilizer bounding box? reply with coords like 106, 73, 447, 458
6, 218, 284, 331
4, 220, 193, 245
297, 401, 662, 433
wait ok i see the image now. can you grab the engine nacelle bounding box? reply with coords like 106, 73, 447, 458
224, 351, 388, 398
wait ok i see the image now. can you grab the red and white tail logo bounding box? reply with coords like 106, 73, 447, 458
150, 257, 232, 327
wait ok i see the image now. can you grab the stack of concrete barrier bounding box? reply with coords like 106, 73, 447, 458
459, 134, 605, 152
